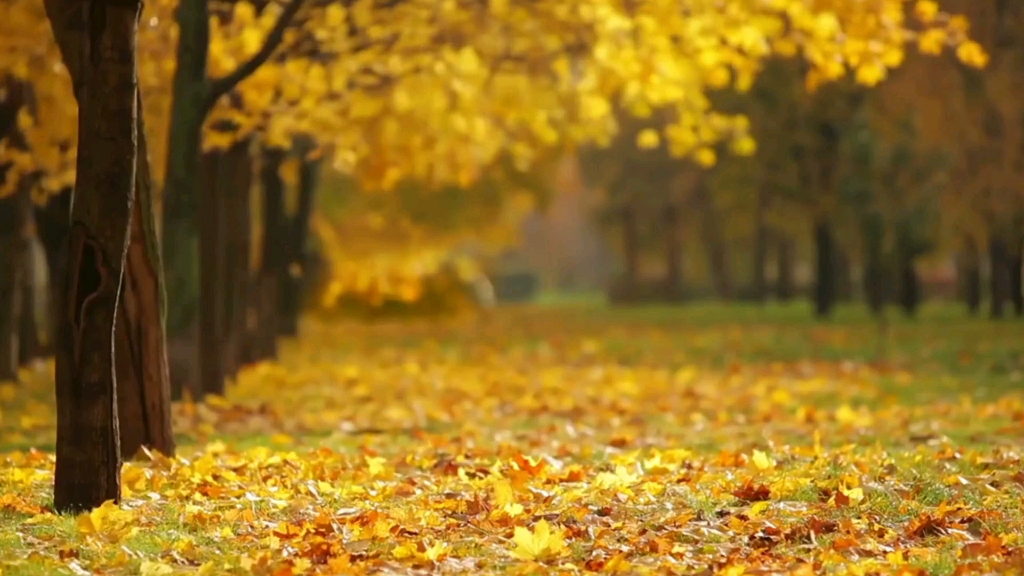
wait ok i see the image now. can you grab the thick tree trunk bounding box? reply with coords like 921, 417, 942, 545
693, 181, 733, 299
662, 203, 683, 297
960, 234, 982, 316
221, 140, 253, 375
814, 218, 836, 318
115, 118, 174, 458
248, 148, 287, 362
278, 147, 319, 336
198, 151, 226, 397
990, 235, 1010, 319
50, 0, 141, 512
0, 183, 30, 381
776, 234, 795, 302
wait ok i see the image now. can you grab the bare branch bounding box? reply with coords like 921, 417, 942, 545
201, 0, 306, 114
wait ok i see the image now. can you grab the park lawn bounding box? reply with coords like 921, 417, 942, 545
1, 303, 1023, 575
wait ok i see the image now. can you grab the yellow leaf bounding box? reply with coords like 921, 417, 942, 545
751, 450, 774, 471
913, 0, 939, 24
139, 561, 174, 576
730, 135, 757, 157
694, 147, 717, 168
956, 40, 989, 68
511, 519, 566, 560
636, 128, 661, 150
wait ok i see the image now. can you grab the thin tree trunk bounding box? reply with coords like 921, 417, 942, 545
249, 148, 287, 362
199, 151, 226, 397
693, 181, 733, 299
776, 234, 795, 301
116, 114, 174, 458
1011, 238, 1023, 317
751, 187, 771, 303
621, 205, 639, 287
18, 234, 45, 365
221, 140, 253, 375
278, 146, 319, 336
814, 218, 836, 318
990, 235, 1010, 319
961, 233, 982, 316
0, 183, 30, 381
49, 0, 141, 512
662, 203, 683, 298
863, 216, 887, 316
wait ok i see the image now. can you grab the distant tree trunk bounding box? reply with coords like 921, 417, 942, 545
693, 181, 733, 299
663, 203, 683, 297
776, 234, 795, 301
751, 186, 771, 303
814, 218, 836, 318
48, 0, 142, 512
990, 235, 1010, 319
896, 234, 920, 318
1011, 238, 1023, 317
621, 205, 639, 287
278, 145, 320, 336
199, 151, 226, 398
862, 217, 887, 316
249, 148, 287, 362
960, 234, 982, 316
35, 190, 71, 353
115, 118, 174, 458
18, 235, 45, 365
221, 140, 253, 375
834, 247, 853, 302
0, 183, 30, 381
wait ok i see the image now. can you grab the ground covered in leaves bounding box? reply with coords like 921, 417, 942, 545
2, 303, 1024, 575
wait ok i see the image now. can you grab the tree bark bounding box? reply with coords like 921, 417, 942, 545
18, 234, 46, 365
49, 0, 142, 513
693, 181, 733, 299
621, 205, 639, 288
248, 148, 287, 362
1011, 238, 1023, 317
990, 235, 1010, 319
776, 234, 795, 302
814, 218, 836, 318
221, 140, 253, 375
751, 187, 771, 303
115, 116, 174, 458
0, 183, 30, 381
862, 216, 888, 316
199, 149, 228, 398
278, 147, 320, 336
35, 190, 71, 355
662, 203, 683, 298
960, 234, 982, 316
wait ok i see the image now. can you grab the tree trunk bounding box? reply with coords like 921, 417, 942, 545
50, 0, 141, 512
896, 238, 920, 318
776, 234, 795, 301
693, 181, 733, 299
960, 234, 981, 316
751, 189, 771, 303
278, 146, 319, 336
115, 115, 174, 458
199, 151, 227, 397
1011, 238, 1023, 317
35, 190, 71, 355
0, 183, 30, 381
662, 203, 683, 298
990, 235, 1010, 319
621, 205, 639, 287
834, 247, 853, 302
862, 216, 887, 316
18, 234, 46, 365
814, 218, 836, 318
221, 140, 253, 375
248, 148, 287, 362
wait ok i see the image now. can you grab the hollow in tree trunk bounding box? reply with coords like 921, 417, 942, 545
814, 218, 836, 318
662, 203, 683, 298
48, 0, 142, 512
115, 116, 174, 458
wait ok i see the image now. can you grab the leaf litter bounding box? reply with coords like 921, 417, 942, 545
1, 309, 1024, 575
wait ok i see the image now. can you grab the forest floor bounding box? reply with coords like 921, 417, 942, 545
1, 302, 1024, 575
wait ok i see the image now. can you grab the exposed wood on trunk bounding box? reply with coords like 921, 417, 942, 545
48, 0, 142, 512
116, 117, 174, 457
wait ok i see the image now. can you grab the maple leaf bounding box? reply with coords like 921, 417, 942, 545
510, 519, 566, 561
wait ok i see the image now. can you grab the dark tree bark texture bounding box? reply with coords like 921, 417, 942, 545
278, 147, 320, 336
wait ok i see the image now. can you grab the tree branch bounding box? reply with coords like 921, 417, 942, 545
201, 0, 306, 114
